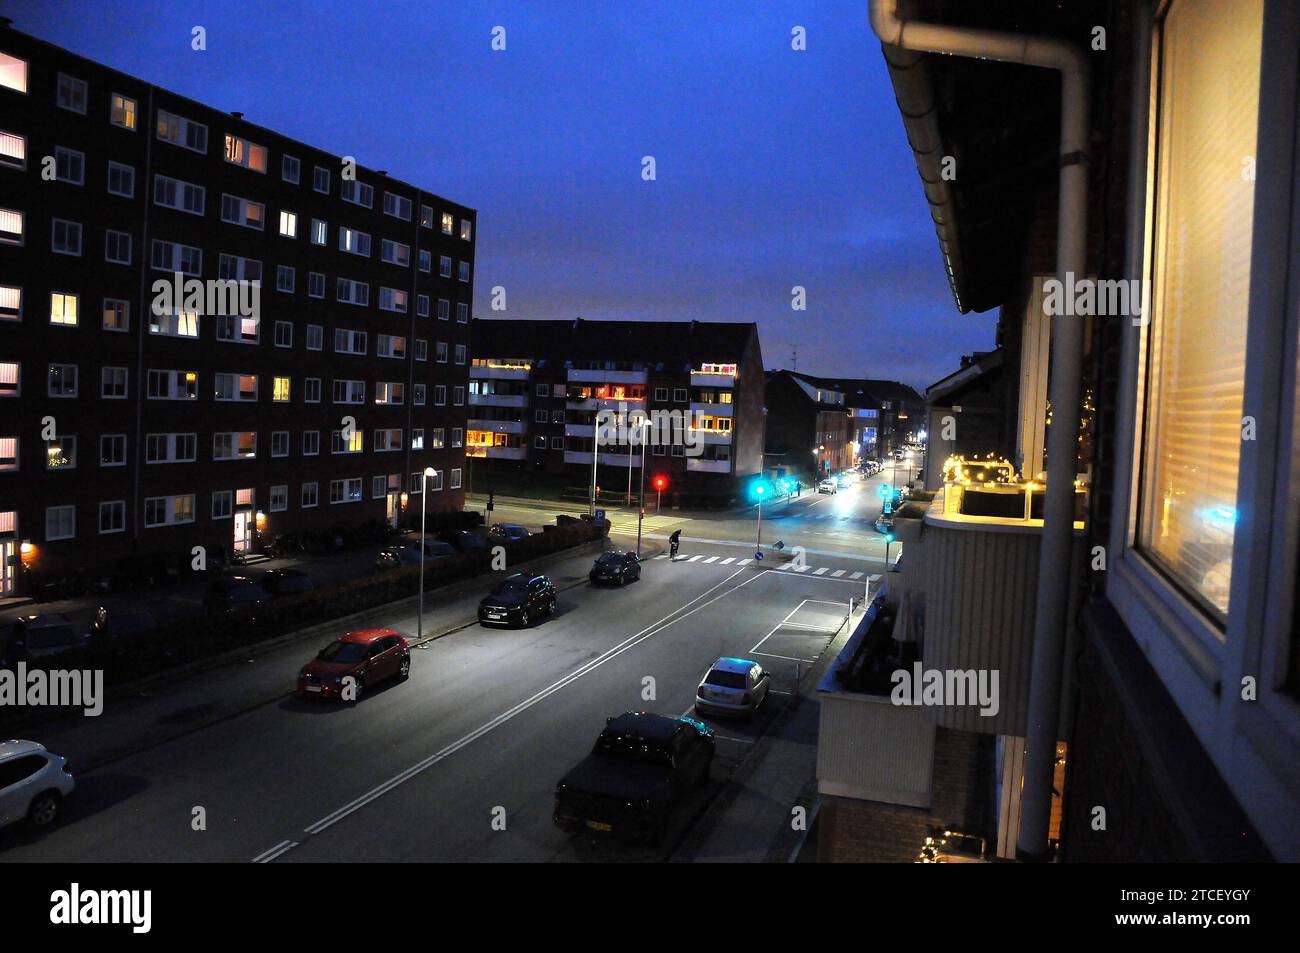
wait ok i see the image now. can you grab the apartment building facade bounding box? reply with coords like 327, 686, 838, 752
469, 318, 764, 506
816, 0, 1299, 862
763, 370, 853, 482
0, 23, 473, 595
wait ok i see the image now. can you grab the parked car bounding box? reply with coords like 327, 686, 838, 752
875, 513, 895, 535
2, 614, 92, 667
439, 529, 491, 552
694, 657, 771, 719
589, 551, 641, 586
489, 523, 531, 542
478, 573, 556, 628
0, 740, 74, 831
259, 568, 317, 596
203, 576, 270, 619
836, 472, 854, 488
296, 629, 410, 702
817, 478, 837, 494
553, 712, 714, 844
375, 540, 457, 571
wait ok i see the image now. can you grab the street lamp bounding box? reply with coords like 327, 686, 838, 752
418, 466, 436, 640
754, 481, 766, 555
883, 532, 895, 569
636, 418, 648, 557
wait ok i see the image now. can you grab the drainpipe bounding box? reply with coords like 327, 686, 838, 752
868, 0, 1089, 862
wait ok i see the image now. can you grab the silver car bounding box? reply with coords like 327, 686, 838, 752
0, 740, 75, 831
695, 658, 771, 719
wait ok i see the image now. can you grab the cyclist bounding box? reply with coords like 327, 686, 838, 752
669, 529, 681, 559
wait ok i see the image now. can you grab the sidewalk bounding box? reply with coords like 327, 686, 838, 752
673, 604, 858, 863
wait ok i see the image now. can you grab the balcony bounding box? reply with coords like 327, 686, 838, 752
690, 401, 733, 417
566, 368, 648, 385
564, 423, 594, 438
686, 458, 731, 473
468, 393, 528, 409
467, 419, 526, 435
470, 363, 531, 381
690, 368, 737, 388
689, 429, 733, 446
477, 445, 525, 461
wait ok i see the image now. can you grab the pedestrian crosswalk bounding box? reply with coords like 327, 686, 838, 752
651, 551, 881, 585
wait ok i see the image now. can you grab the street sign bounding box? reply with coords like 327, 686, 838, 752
594, 509, 606, 525
755, 551, 764, 561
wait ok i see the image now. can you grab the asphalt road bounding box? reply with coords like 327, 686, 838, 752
1, 458, 911, 862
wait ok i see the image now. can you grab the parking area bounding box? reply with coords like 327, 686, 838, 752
749, 598, 848, 664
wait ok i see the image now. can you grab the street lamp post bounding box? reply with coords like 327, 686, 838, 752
418, 467, 436, 640
636, 419, 648, 557
755, 482, 765, 553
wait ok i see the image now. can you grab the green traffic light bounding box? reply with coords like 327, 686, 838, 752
885, 534, 895, 543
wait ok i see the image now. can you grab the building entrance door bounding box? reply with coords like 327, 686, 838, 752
0, 541, 14, 596
233, 511, 254, 553
386, 492, 401, 529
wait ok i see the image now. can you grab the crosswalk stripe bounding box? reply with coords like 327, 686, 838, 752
832, 569, 846, 577
687, 555, 703, 562
794, 565, 810, 573
850, 571, 863, 580
702, 556, 719, 564
868, 573, 882, 583
813, 567, 829, 575
653, 554, 669, 560
720, 557, 735, 564
738, 558, 752, 565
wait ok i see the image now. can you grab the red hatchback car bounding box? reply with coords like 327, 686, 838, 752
296, 629, 410, 702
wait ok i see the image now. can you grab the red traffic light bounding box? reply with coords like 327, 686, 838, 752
653, 476, 668, 491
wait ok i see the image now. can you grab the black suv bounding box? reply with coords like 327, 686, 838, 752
478, 573, 556, 628
554, 712, 715, 844
589, 551, 641, 586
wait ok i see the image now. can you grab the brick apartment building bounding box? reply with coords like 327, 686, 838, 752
469, 318, 764, 506
763, 370, 852, 483
0, 21, 474, 596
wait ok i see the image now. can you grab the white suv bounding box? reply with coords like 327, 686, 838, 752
0, 740, 75, 831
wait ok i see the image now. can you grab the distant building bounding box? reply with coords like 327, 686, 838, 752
763, 370, 852, 482
794, 376, 925, 459
0, 22, 473, 596
469, 318, 764, 506
923, 349, 1015, 490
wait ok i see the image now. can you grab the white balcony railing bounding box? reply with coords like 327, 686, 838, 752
468, 419, 526, 435
690, 401, 733, 417
566, 368, 648, 385
685, 458, 731, 473
468, 393, 528, 408
470, 365, 530, 381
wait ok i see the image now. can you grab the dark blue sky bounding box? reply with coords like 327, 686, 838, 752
10, 0, 995, 390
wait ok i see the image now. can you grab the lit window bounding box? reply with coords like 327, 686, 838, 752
0, 130, 25, 169
0, 52, 27, 93
1134, 0, 1264, 622
460, 218, 472, 241
224, 134, 267, 172
279, 210, 297, 238
156, 110, 208, 153
221, 193, 265, 229
0, 361, 17, 396
0, 207, 20, 245
50, 292, 78, 326
272, 377, 291, 402
110, 93, 137, 130
441, 211, 454, 234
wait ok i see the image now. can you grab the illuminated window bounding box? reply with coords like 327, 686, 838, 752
221, 194, 265, 229
272, 377, 291, 402
460, 218, 472, 241
1135, 0, 1264, 623
0, 207, 21, 245
50, 292, 78, 326
0, 361, 17, 396
0, 130, 24, 169
224, 134, 267, 172
156, 110, 208, 153
150, 311, 199, 338
331, 429, 364, 454
279, 210, 297, 238
46, 436, 76, 470
441, 211, 454, 234
110, 93, 137, 130
0, 52, 27, 93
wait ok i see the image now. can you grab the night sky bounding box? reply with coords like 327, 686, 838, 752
9, 0, 995, 391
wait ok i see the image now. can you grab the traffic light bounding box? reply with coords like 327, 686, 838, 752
653, 475, 668, 491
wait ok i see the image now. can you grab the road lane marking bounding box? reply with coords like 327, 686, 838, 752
252, 840, 298, 864
702, 556, 719, 563
831, 570, 846, 577
261, 566, 763, 857
813, 567, 829, 575
850, 571, 863, 580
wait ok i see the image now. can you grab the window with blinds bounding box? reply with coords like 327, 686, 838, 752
1136, 0, 1264, 624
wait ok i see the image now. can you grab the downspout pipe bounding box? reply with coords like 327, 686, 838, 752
868, 0, 1089, 862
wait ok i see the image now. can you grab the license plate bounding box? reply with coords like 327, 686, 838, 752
305, 685, 322, 693
586, 820, 613, 832
488, 612, 502, 619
